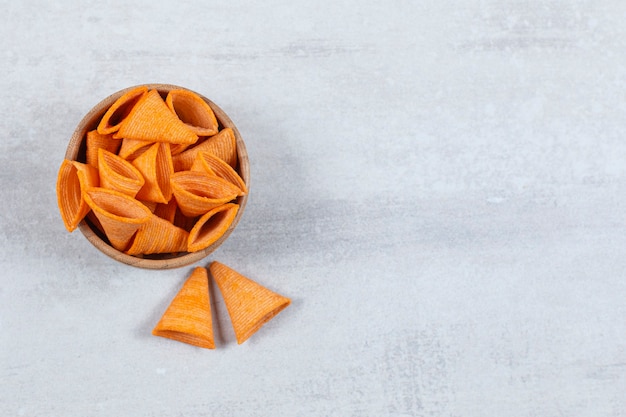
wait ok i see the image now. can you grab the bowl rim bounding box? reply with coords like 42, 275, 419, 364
65, 83, 249, 269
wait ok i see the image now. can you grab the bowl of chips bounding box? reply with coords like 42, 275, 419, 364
57, 84, 250, 269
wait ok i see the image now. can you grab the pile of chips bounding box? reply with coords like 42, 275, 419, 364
56, 86, 247, 256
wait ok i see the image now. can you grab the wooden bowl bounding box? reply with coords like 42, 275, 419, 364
65, 84, 250, 269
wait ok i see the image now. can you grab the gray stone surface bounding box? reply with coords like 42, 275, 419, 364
1, 0, 625, 415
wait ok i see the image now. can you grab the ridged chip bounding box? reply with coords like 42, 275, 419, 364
170, 171, 240, 217
125, 214, 188, 256
82, 187, 151, 251
97, 86, 148, 135
152, 267, 215, 349
187, 203, 239, 252
85, 130, 121, 169
191, 151, 247, 196
132, 142, 174, 204
98, 148, 145, 198
56, 159, 99, 232
166, 89, 219, 136
117, 89, 198, 145
209, 261, 290, 344
172, 127, 237, 171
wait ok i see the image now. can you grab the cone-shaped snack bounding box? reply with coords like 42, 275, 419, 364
117, 89, 198, 145
170, 171, 240, 217
117, 138, 153, 160
83, 187, 151, 251
97, 86, 148, 135
190, 157, 216, 176
140, 200, 158, 213
170, 142, 192, 156
188, 203, 239, 252
154, 198, 178, 223
173, 207, 197, 232
172, 128, 237, 171
152, 267, 215, 349
209, 261, 291, 344
56, 159, 99, 232
85, 130, 121, 169
191, 151, 247, 196
125, 214, 189, 256
131, 142, 174, 203
165, 89, 219, 136
98, 148, 145, 198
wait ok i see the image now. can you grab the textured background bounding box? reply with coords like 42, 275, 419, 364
1, 0, 625, 415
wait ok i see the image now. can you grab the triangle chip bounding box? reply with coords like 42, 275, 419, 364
117, 89, 198, 145
209, 261, 290, 344
152, 267, 215, 349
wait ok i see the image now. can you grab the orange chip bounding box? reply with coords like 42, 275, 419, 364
190, 154, 216, 176
117, 138, 154, 160
165, 89, 219, 136
169, 142, 192, 156
97, 86, 148, 135
191, 151, 247, 196
83, 187, 152, 251
117, 89, 198, 145
170, 171, 240, 217
125, 214, 188, 256
187, 203, 239, 252
56, 159, 99, 232
85, 130, 121, 169
132, 142, 173, 204
173, 207, 197, 232
152, 267, 215, 349
172, 128, 237, 171
98, 148, 145, 198
154, 198, 178, 223
209, 261, 290, 344
141, 200, 158, 213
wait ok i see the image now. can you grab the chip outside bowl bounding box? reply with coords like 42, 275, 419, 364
65, 84, 250, 269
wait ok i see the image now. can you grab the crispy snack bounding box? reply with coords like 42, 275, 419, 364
166, 89, 219, 136
85, 130, 120, 169
83, 187, 152, 251
191, 151, 247, 196
125, 214, 188, 256
170, 171, 240, 217
172, 128, 237, 171
132, 142, 174, 204
173, 207, 198, 232
117, 138, 153, 160
56, 159, 99, 232
58, 86, 247, 259
154, 198, 178, 223
117, 89, 198, 145
188, 204, 239, 252
209, 261, 290, 344
97, 86, 148, 135
152, 267, 215, 349
140, 200, 158, 213
169, 142, 192, 156
98, 148, 145, 198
